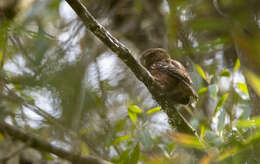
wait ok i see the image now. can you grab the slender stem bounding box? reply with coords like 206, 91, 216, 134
0, 121, 113, 164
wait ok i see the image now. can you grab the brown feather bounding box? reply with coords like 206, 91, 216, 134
140, 48, 198, 104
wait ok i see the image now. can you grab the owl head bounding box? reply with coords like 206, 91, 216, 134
140, 48, 170, 68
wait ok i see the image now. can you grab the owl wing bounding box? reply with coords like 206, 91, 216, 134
152, 60, 192, 85
152, 60, 198, 99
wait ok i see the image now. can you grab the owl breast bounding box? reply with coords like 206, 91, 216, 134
150, 69, 178, 89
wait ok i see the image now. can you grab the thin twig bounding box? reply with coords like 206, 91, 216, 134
0, 33, 7, 69
0, 121, 113, 164
0, 141, 30, 163
3, 85, 81, 143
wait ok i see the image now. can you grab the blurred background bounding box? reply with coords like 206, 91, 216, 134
1, 0, 260, 163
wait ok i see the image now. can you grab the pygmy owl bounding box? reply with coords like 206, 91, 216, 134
140, 48, 198, 104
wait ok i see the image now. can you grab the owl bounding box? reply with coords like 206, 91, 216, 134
140, 48, 198, 104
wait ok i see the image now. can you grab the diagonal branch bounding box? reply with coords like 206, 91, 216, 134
65, 0, 155, 88
0, 121, 113, 164
0, 141, 29, 163
65, 0, 197, 135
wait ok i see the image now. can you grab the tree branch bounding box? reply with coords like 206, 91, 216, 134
0, 121, 113, 164
65, 0, 154, 87
65, 0, 196, 135
0, 142, 29, 163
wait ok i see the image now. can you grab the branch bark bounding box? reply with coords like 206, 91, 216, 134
0, 121, 113, 164
65, 0, 196, 135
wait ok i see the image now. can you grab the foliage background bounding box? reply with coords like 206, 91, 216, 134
1, 0, 260, 163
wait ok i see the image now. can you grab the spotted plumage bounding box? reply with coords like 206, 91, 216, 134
140, 48, 198, 104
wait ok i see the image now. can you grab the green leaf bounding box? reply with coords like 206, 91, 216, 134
191, 19, 227, 31
198, 87, 208, 95
217, 110, 226, 132
43, 153, 54, 161
146, 107, 161, 114
170, 133, 206, 149
79, 128, 88, 136
167, 142, 175, 153
200, 125, 206, 139
80, 142, 89, 156
116, 149, 131, 164
244, 70, 260, 97
0, 133, 4, 141
0, 51, 2, 63
233, 58, 240, 72
112, 135, 132, 145
217, 146, 240, 161
237, 82, 248, 95
208, 84, 218, 98
128, 111, 137, 123
128, 105, 143, 114
114, 119, 126, 132
204, 131, 221, 147
127, 144, 140, 164
214, 93, 229, 115
133, 0, 143, 13
220, 69, 230, 77
244, 130, 260, 145
140, 128, 153, 150
218, 130, 260, 161
236, 116, 260, 128
192, 37, 230, 53
236, 119, 256, 128
101, 80, 114, 90
195, 64, 207, 81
